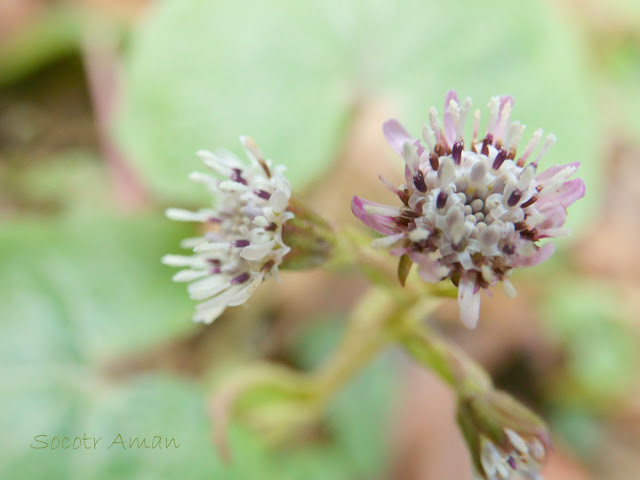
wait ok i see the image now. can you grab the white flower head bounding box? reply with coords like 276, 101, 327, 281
162, 136, 293, 324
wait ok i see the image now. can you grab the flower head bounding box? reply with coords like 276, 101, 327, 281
352, 91, 585, 328
162, 136, 293, 324
458, 390, 550, 480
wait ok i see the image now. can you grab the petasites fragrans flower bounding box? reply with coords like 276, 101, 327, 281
351, 91, 585, 328
459, 390, 550, 480
162, 137, 293, 324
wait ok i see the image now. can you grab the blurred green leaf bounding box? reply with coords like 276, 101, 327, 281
118, 0, 602, 232
598, 41, 640, 143
549, 407, 602, 458
0, 215, 196, 362
116, 0, 353, 203
541, 278, 638, 398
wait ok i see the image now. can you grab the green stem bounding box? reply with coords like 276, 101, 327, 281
312, 289, 492, 405
312, 288, 394, 404
391, 319, 492, 395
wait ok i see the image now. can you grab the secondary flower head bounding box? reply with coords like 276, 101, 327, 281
458, 390, 550, 480
352, 91, 585, 328
162, 136, 293, 324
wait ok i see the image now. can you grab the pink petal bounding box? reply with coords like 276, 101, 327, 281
513, 242, 555, 267
409, 252, 445, 283
535, 162, 580, 182
538, 203, 567, 230
443, 90, 459, 146
351, 196, 399, 236
555, 178, 586, 208
458, 273, 481, 329
382, 119, 416, 155
536, 204, 569, 239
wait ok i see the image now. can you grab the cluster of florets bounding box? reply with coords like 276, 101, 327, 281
162, 137, 293, 324
352, 91, 585, 328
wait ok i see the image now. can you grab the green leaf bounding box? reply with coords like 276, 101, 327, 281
116, 0, 352, 203
541, 278, 638, 397
0, 215, 197, 362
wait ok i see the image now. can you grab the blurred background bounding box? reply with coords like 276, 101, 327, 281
1, 0, 639, 479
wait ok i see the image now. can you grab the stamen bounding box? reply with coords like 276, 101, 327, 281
253, 190, 270, 200
240, 135, 271, 177
504, 121, 525, 158
492, 150, 508, 170
429, 107, 443, 144
486, 96, 501, 136
232, 240, 251, 248
472, 109, 481, 148
413, 170, 427, 192
532, 133, 557, 166
457, 97, 473, 141
231, 272, 250, 284
481, 134, 493, 155
516, 128, 543, 166
452, 141, 463, 165
507, 190, 522, 207
422, 123, 437, 151
494, 98, 513, 144
429, 152, 439, 171
402, 142, 420, 174
231, 168, 248, 185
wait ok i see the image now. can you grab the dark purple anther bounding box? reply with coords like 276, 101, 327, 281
492, 150, 507, 170
521, 196, 537, 208
452, 141, 463, 165
429, 152, 439, 171
232, 239, 251, 248
254, 189, 271, 200
502, 244, 515, 255
231, 272, 250, 284
231, 168, 248, 185
436, 191, 447, 209
413, 170, 427, 192
265, 222, 277, 231
208, 258, 222, 266
481, 134, 493, 155
507, 190, 522, 207
507, 456, 517, 470
210, 267, 222, 274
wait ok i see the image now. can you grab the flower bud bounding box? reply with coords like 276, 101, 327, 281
279, 196, 335, 270
456, 389, 550, 480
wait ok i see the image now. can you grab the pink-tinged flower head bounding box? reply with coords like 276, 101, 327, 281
351, 91, 585, 328
162, 136, 293, 324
